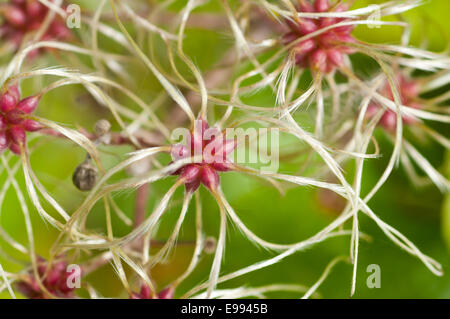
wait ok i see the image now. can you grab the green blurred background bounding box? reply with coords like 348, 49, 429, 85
0, 0, 449, 298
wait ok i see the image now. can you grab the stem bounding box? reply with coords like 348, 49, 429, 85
134, 184, 150, 228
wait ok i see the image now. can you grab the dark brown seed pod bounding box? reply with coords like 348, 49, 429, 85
72, 160, 98, 191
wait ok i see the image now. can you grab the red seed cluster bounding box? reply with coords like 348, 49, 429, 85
15, 257, 77, 299
171, 119, 236, 193
367, 75, 421, 131
0, 85, 42, 154
131, 284, 174, 299
0, 0, 71, 57
282, 0, 355, 73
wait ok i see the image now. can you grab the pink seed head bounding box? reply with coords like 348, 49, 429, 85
157, 286, 174, 299
0, 87, 41, 155
282, 0, 355, 73
15, 256, 76, 299
367, 74, 422, 131
130, 284, 175, 299
1, 0, 71, 55
171, 119, 236, 193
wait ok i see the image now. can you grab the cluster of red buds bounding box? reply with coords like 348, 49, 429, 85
131, 284, 174, 299
282, 0, 355, 73
367, 75, 421, 131
171, 119, 236, 193
0, 0, 71, 56
0, 85, 42, 154
14, 257, 77, 299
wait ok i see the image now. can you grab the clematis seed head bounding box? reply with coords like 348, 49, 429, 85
0, 86, 42, 154
171, 119, 236, 193
282, 0, 356, 73
367, 74, 421, 131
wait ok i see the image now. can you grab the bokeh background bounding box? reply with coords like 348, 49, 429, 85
0, 0, 449, 298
